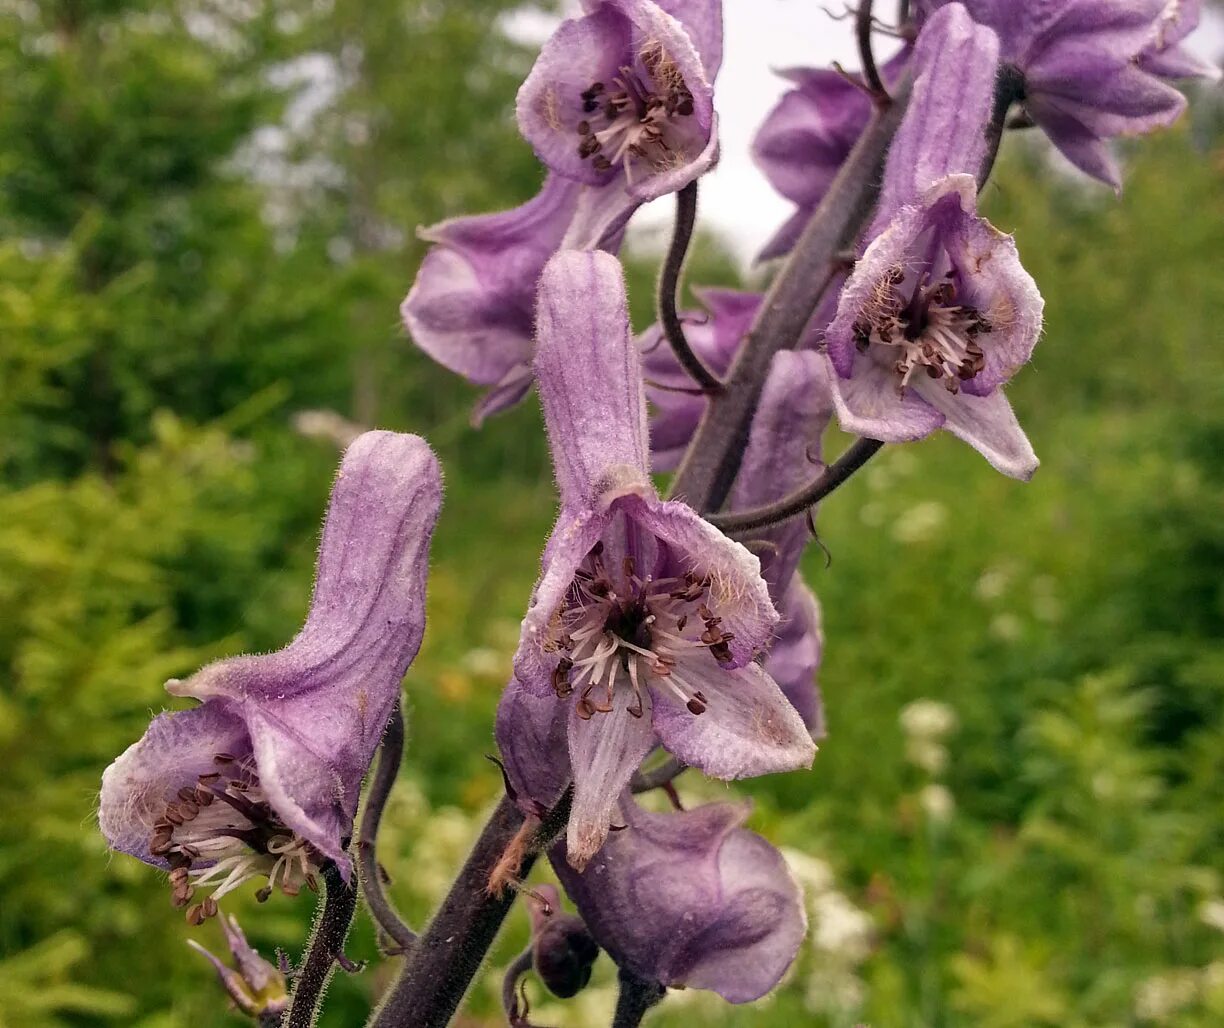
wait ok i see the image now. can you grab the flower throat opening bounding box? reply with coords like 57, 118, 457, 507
854, 266, 992, 394
149, 753, 321, 925
576, 42, 694, 181
547, 541, 735, 720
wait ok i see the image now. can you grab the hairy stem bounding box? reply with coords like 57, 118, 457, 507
284, 862, 360, 1028
357, 700, 417, 954
610, 969, 666, 1028
368, 791, 572, 1028
658, 181, 721, 391
668, 78, 911, 514
708, 437, 884, 533
500, 945, 535, 1026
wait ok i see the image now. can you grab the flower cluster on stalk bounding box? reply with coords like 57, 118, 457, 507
98, 0, 1216, 1022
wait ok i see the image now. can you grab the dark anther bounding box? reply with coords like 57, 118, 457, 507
686, 696, 707, 715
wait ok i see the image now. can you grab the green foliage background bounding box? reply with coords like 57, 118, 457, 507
0, 2, 1221, 1025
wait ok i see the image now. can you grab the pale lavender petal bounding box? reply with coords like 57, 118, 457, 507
830, 352, 946, 442
914, 378, 1039, 479
535, 251, 651, 511
402, 173, 580, 391
99, 704, 250, 867
656, 0, 723, 78
873, 3, 1000, 232
567, 703, 657, 869
495, 677, 572, 815
649, 654, 815, 779
629, 495, 779, 663
767, 580, 825, 737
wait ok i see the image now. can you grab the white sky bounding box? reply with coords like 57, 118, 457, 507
502, 2, 1223, 265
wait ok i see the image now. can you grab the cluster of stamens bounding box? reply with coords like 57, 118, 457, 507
853, 267, 992, 394
575, 46, 694, 181
149, 753, 320, 925
545, 541, 735, 721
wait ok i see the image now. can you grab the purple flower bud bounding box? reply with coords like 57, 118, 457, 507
640, 288, 761, 470
752, 50, 911, 262
528, 884, 601, 999
186, 913, 288, 1020
551, 794, 807, 1004
729, 351, 835, 735
501, 251, 813, 870
99, 432, 442, 916
915, 0, 1218, 188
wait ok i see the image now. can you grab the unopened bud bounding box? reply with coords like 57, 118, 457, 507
528, 885, 600, 999
186, 912, 288, 1021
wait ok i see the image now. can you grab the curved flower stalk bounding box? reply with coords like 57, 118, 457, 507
825, 5, 1044, 479
99, 432, 443, 922
499, 250, 813, 871
551, 793, 806, 1003
641, 288, 761, 470
728, 350, 835, 735
915, 0, 1219, 188
403, 0, 722, 424
752, 50, 910, 262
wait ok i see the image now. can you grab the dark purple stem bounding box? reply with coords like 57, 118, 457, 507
658, 181, 721, 392
856, 0, 888, 104
667, 78, 912, 514
610, 969, 666, 1028
357, 700, 417, 954
283, 861, 359, 1028
708, 437, 884, 533
368, 790, 572, 1028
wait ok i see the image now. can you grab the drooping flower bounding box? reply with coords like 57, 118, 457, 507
516, 0, 721, 245
727, 350, 835, 735
914, 0, 1219, 188
402, 174, 583, 425
551, 793, 807, 1003
403, 0, 723, 424
640, 288, 761, 470
825, 5, 1043, 479
752, 50, 910, 262
99, 431, 442, 920
186, 912, 288, 1021
501, 250, 813, 869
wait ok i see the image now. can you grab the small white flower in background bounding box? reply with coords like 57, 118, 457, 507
891, 500, 948, 544
906, 738, 949, 776
920, 783, 956, 823
1134, 969, 1202, 1022
900, 699, 958, 740
1199, 898, 1224, 934
975, 562, 1015, 601
989, 611, 1024, 642
781, 848, 837, 895
812, 891, 874, 962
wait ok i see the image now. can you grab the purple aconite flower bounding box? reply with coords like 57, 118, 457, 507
517, 0, 721, 244
504, 250, 813, 869
403, 0, 722, 424
729, 351, 834, 735
827, 6, 1043, 479
752, 50, 910, 262
99, 432, 442, 920
401, 174, 582, 425
552, 793, 806, 1003
640, 288, 761, 470
915, 0, 1218, 187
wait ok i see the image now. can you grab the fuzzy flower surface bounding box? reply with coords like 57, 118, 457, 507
826, 5, 1043, 479
551, 793, 807, 1003
915, 0, 1219, 187
728, 350, 834, 734
499, 250, 813, 870
403, 0, 722, 423
99, 432, 442, 921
